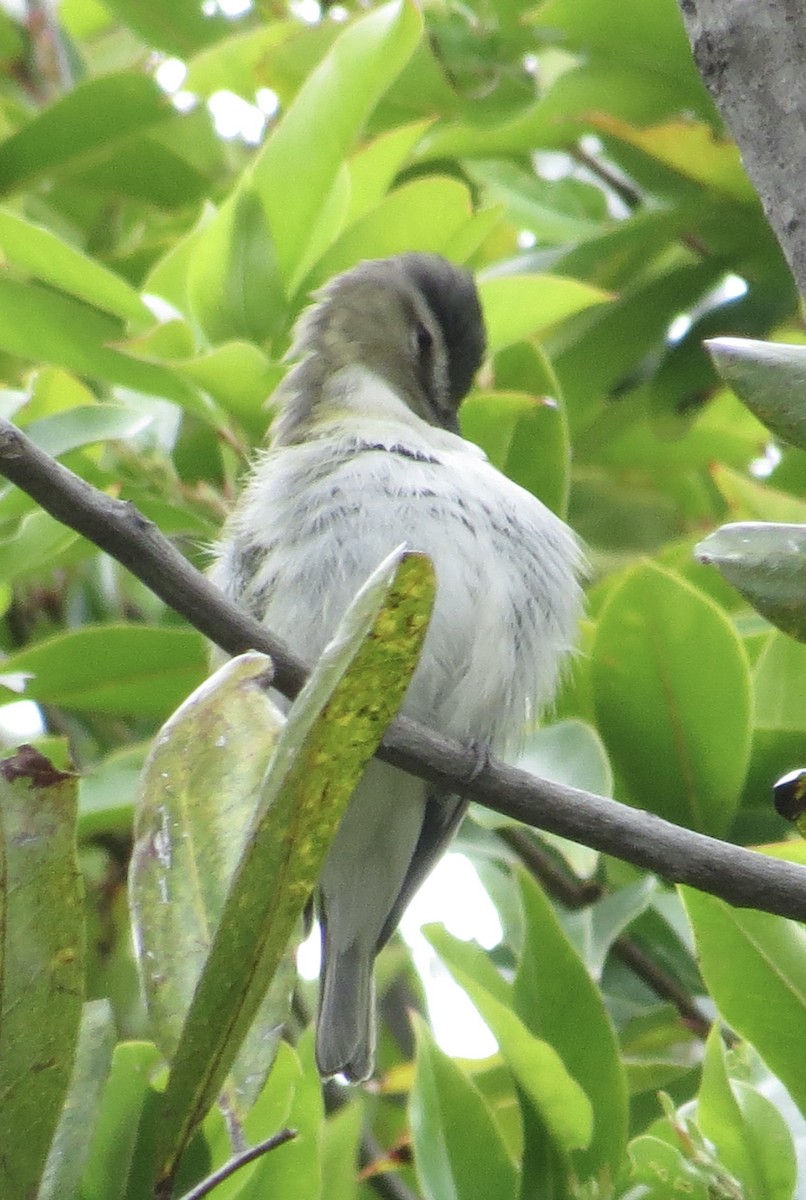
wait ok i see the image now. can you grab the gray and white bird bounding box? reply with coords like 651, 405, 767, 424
210, 253, 584, 1082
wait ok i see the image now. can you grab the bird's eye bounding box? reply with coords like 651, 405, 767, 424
415, 322, 433, 363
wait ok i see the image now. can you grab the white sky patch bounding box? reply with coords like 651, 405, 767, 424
216, 0, 253, 15
666, 313, 693, 345
256, 88, 280, 118
329, 5, 349, 21
0, 700, 45, 741
517, 230, 537, 249
750, 441, 782, 478
298, 853, 501, 1058
155, 57, 187, 94
720, 272, 749, 302
290, 0, 322, 24
208, 90, 266, 144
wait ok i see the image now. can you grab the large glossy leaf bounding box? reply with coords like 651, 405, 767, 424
37, 1001, 116, 1200
460, 390, 568, 517
309, 176, 475, 286
0, 207, 151, 326
152, 549, 435, 1186
0, 276, 199, 407
478, 274, 610, 352
131, 653, 289, 1114
512, 872, 628, 1182
0, 625, 208, 718
591, 562, 752, 834
591, 116, 754, 201
79, 1041, 164, 1200
682, 888, 806, 1119
753, 632, 806, 729
698, 1027, 796, 1200
251, 0, 422, 288
410, 1018, 519, 1200
0, 74, 170, 193
102, 0, 232, 56
430, 940, 593, 1157
696, 522, 806, 644
0, 746, 84, 1200
707, 336, 806, 451
188, 185, 287, 346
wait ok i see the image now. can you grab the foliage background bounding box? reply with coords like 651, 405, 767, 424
1, 0, 806, 1196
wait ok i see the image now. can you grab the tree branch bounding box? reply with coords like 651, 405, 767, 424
2, 418, 806, 921
174, 1129, 297, 1200
677, 0, 806, 298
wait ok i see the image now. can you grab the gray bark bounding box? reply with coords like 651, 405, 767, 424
678, 0, 806, 298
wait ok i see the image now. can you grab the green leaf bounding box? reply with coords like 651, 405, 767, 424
24, 403, 154, 458
0, 509, 79, 582
0, 625, 208, 718
0, 207, 151, 325
431, 945, 593, 1157
517, 720, 613, 800
344, 119, 433, 226
467, 160, 604, 243
234, 1036, 322, 1200
707, 337, 806, 451
563, 876, 658, 981
592, 116, 754, 201
513, 872, 627, 1181
627, 1135, 709, 1200
591, 562, 752, 835
188, 186, 287, 346
310, 176, 475, 285
79, 1041, 164, 1200
0, 276, 200, 407
152, 549, 435, 1186
477, 274, 609, 352
321, 1100, 365, 1200
38, 1000, 116, 1200
460, 390, 568, 517
101, 0, 233, 56
0, 746, 84, 1200
424, 925, 512, 1007
698, 1027, 796, 1200
410, 1018, 519, 1200
130, 653, 289, 1111
0, 74, 170, 194
184, 23, 296, 98
682, 888, 806, 1119
177, 343, 283, 438
252, 0, 422, 286
753, 631, 806, 729
696, 522, 806, 644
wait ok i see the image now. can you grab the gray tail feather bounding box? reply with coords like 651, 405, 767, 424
316, 935, 375, 1083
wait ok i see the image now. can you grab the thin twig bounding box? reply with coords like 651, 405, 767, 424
1, 419, 805, 921
499, 827, 711, 1037
174, 1128, 297, 1200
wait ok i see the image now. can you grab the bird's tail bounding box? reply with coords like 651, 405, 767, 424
316, 932, 375, 1083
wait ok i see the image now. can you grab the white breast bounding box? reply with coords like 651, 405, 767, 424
211, 373, 584, 753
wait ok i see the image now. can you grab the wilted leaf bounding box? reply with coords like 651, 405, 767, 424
696, 522, 806, 644
38, 1000, 116, 1200
0, 746, 84, 1200
153, 549, 435, 1185
707, 337, 806, 451
130, 652, 289, 1114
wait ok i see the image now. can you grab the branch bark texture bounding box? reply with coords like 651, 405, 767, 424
678, 0, 806, 297
2, 419, 806, 921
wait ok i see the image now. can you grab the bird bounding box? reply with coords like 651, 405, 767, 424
210, 252, 584, 1082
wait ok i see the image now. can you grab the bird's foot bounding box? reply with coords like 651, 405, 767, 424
461, 737, 492, 785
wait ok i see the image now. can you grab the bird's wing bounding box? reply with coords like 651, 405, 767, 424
375, 789, 468, 951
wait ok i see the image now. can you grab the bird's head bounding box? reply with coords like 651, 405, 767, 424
272, 254, 486, 443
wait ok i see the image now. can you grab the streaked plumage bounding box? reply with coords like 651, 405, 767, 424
211, 254, 584, 1081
